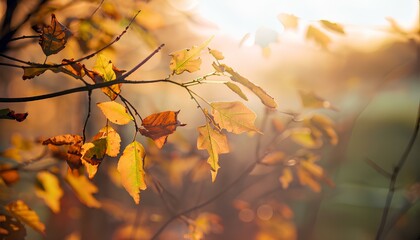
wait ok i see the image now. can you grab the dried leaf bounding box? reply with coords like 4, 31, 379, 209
297, 167, 321, 192
306, 25, 331, 49
197, 123, 229, 182
5, 200, 45, 235
225, 66, 277, 108
22, 67, 49, 80
278, 13, 299, 30
42, 134, 83, 169
211, 101, 260, 134
209, 48, 224, 60
0, 109, 28, 122
61, 59, 85, 77
138, 111, 186, 149
65, 173, 101, 208
39, 14, 71, 56
224, 82, 248, 101
93, 125, 121, 157
35, 171, 63, 213
97, 101, 133, 125
320, 20, 345, 34
117, 141, 147, 204
169, 36, 213, 74
92, 54, 124, 100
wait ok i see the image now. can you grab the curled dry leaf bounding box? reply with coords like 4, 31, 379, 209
80, 138, 107, 179
138, 111, 186, 149
39, 14, 72, 56
22, 67, 49, 80
97, 101, 134, 125
5, 200, 46, 235
0, 109, 28, 122
61, 59, 85, 77
42, 134, 83, 169
209, 48, 224, 60
93, 125, 121, 157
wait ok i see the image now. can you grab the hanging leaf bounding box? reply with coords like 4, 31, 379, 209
35, 171, 63, 213
61, 59, 85, 77
39, 14, 72, 56
117, 141, 147, 204
65, 172, 101, 208
279, 168, 293, 189
80, 138, 107, 178
320, 20, 345, 34
169, 36, 213, 74
225, 66, 277, 108
306, 25, 331, 49
0, 109, 28, 122
209, 48, 224, 60
224, 82, 248, 101
22, 67, 49, 80
92, 54, 125, 100
197, 123, 229, 182
93, 125, 121, 157
306, 114, 338, 145
42, 134, 83, 169
138, 111, 186, 149
184, 212, 223, 240
211, 101, 260, 134
298, 90, 337, 111
97, 101, 134, 125
5, 200, 45, 235
288, 128, 322, 148
0, 214, 26, 240
278, 13, 299, 30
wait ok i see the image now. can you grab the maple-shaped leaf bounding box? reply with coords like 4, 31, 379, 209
209, 48, 224, 60
0, 109, 28, 122
97, 101, 134, 125
93, 125, 121, 157
298, 90, 337, 111
169, 36, 213, 74
138, 111, 186, 149
117, 141, 147, 204
42, 134, 83, 169
0, 214, 27, 240
211, 101, 260, 134
65, 172, 101, 208
39, 14, 72, 56
306, 25, 331, 49
224, 82, 248, 101
320, 20, 345, 34
197, 123, 229, 182
224, 66, 277, 108
80, 138, 107, 179
35, 171, 63, 213
184, 212, 223, 240
278, 13, 299, 30
5, 200, 45, 235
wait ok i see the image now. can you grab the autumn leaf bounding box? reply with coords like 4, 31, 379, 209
5, 200, 45, 235
22, 67, 49, 80
0, 109, 28, 122
279, 168, 293, 189
39, 14, 72, 56
0, 165, 20, 185
169, 36, 213, 74
278, 13, 299, 30
61, 59, 85, 77
97, 101, 134, 125
288, 128, 322, 149
224, 82, 248, 101
80, 138, 107, 178
256, 215, 296, 240
42, 134, 83, 169
35, 171, 63, 213
298, 90, 337, 111
260, 151, 285, 165
138, 111, 186, 149
0, 214, 26, 240
65, 172, 101, 208
184, 213, 223, 240
197, 123, 229, 182
209, 48, 224, 60
211, 101, 260, 134
117, 141, 147, 204
93, 125, 121, 157
306, 114, 338, 145
91, 54, 125, 100
225, 66, 277, 108
306, 25, 331, 49
320, 20, 345, 34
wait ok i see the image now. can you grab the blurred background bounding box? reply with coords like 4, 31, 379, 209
0, 0, 419, 239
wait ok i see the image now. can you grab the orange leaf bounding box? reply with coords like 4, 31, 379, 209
22, 67, 49, 80
138, 111, 185, 149
5, 200, 46, 235
61, 59, 85, 77
279, 168, 293, 189
65, 172, 101, 208
42, 134, 83, 169
39, 14, 71, 56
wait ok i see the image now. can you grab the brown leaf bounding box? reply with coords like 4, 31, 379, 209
61, 59, 85, 77
138, 111, 185, 149
42, 134, 83, 169
39, 14, 72, 56
22, 67, 49, 80
0, 109, 28, 122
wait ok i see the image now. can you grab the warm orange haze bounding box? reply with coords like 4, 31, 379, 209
0, 0, 419, 239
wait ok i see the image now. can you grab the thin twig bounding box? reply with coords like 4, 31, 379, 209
89, 0, 105, 19
0, 147, 49, 173
9, 35, 39, 42
82, 90, 92, 142
365, 158, 392, 178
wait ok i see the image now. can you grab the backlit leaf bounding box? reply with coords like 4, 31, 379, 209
138, 111, 186, 149
169, 36, 213, 74
80, 138, 107, 179
93, 125, 121, 157
117, 141, 147, 204
261, 151, 285, 165
97, 101, 133, 125
61, 59, 85, 77
0, 108, 28, 122
279, 168, 293, 189
288, 128, 322, 148
209, 48, 224, 60
65, 172, 101, 208
184, 212, 223, 240
197, 123, 229, 182
5, 200, 45, 235
224, 82, 248, 101
211, 101, 260, 134
320, 20, 345, 34
298, 90, 337, 111
39, 14, 71, 56
278, 13, 299, 30
225, 67, 277, 108
306, 25, 331, 49
297, 167, 321, 192
306, 114, 338, 145
35, 171, 63, 213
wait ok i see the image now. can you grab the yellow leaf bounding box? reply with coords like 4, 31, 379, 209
169, 36, 213, 74
306, 25, 331, 49
39, 14, 71, 56
117, 141, 147, 204
35, 171, 63, 213
65, 173, 101, 208
209, 48, 224, 60
97, 101, 134, 125
225, 66, 277, 108
93, 54, 116, 82
5, 200, 46, 235
298, 90, 337, 111
278, 13, 299, 30
93, 125, 121, 157
224, 82, 248, 101
297, 167, 321, 192
197, 123, 229, 182
211, 101, 260, 134
307, 114, 338, 145
279, 168, 293, 189
288, 128, 322, 148
91, 54, 125, 100
320, 20, 345, 34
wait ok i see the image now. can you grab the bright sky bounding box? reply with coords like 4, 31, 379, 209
194, 0, 419, 39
